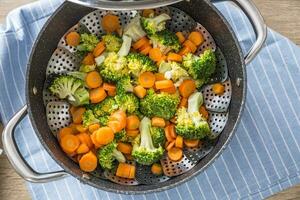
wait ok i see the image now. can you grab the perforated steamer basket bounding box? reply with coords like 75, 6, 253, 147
2, 0, 267, 194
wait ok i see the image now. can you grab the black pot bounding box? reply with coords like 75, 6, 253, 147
2, 0, 266, 194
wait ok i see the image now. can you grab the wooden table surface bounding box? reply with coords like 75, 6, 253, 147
0, 0, 300, 199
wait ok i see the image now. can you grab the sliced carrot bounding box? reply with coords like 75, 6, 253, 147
116, 163, 135, 179
157, 55, 167, 66
69, 106, 78, 116
166, 140, 175, 151
76, 143, 90, 154
176, 32, 185, 44
183, 40, 197, 53
60, 134, 80, 154
165, 141, 170, 149
82, 53, 95, 65
178, 46, 191, 56
199, 105, 209, 119
160, 84, 176, 94
86, 71, 102, 89
133, 85, 147, 98
212, 83, 225, 95
138, 72, 156, 88
167, 53, 182, 62
75, 124, 88, 133
175, 135, 183, 148
79, 151, 97, 172
179, 97, 188, 108
126, 115, 140, 130
110, 110, 127, 130
183, 139, 199, 148
168, 124, 177, 139
88, 123, 101, 133
58, 127, 73, 142
142, 9, 155, 17
108, 120, 122, 133
188, 31, 204, 46
179, 79, 196, 98
117, 142, 133, 154
151, 117, 166, 127
149, 48, 163, 62
93, 41, 106, 57
107, 90, 116, 97
101, 14, 120, 33
151, 163, 163, 175
164, 126, 173, 142
155, 80, 174, 90
94, 127, 114, 145
66, 31, 80, 46
77, 133, 94, 148
89, 87, 107, 103
132, 37, 149, 50
154, 73, 165, 81
170, 117, 176, 124
69, 123, 79, 134
103, 83, 116, 93
168, 147, 183, 161
90, 132, 103, 149
72, 107, 86, 124
140, 45, 152, 55
126, 129, 139, 137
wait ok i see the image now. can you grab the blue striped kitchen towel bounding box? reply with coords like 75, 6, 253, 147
1, 0, 300, 199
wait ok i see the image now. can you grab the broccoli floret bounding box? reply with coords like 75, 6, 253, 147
49, 75, 89, 106
99, 52, 129, 82
115, 93, 139, 114
98, 115, 109, 126
141, 13, 171, 35
124, 15, 147, 42
175, 92, 210, 139
93, 97, 119, 117
67, 71, 87, 81
150, 127, 165, 148
182, 49, 216, 81
79, 64, 96, 73
132, 117, 164, 165
77, 33, 99, 52
115, 130, 135, 143
159, 61, 189, 82
118, 35, 132, 57
126, 52, 157, 77
98, 142, 126, 170
102, 34, 122, 52
116, 76, 134, 94
82, 110, 99, 127
149, 29, 181, 54
140, 89, 180, 120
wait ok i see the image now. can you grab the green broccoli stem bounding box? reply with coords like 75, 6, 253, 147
187, 92, 203, 113
140, 117, 155, 150
112, 149, 126, 163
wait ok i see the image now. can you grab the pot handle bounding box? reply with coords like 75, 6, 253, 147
211, 0, 267, 64
2, 105, 68, 183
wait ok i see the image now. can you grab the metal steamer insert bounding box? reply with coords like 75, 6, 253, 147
43, 6, 231, 185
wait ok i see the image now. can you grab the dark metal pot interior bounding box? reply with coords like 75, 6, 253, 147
26, 0, 245, 194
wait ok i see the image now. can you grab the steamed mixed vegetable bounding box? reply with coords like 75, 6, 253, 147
49, 9, 225, 179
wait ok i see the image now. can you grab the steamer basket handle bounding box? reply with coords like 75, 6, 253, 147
211, 0, 267, 64
2, 105, 68, 183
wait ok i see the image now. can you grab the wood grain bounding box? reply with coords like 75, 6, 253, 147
0, 0, 300, 199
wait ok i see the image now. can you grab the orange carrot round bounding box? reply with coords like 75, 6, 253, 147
68, 123, 79, 134
179, 79, 196, 98
110, 110, 127, 130
188, 31, 204, 46
103, 83, 116, 92
101, 14, 120, 33
149, 48, 163, 62
88, 123, 101, 133
79, 151, 98, 172
133, 37, 149, 50
126, 115, 140, 130
126, 129, 139, 137
167, 53, 182, 62
75, 124, 88, 133
160, 84, 176, 94
117, 142, 133, 154
133, 85, 147, 98
86, 71, 102, 89
179, 46, 191, 56
140, 45, 152, 55
93, 41, 106, 57
82, 53, 95, 65
95, 127, 114, 145
151, 117, 166, 127
58, 127, 73, 142
66, 31, 80, 46
212, 83, 225, 95
179, 97, 188, 108
164, 126, 174, 142
168, 124, 177, 139
168, 147, 183, 161
151, 163, 163, 175
77, 133, 94, 149
90, 132, 103, 149
60, 134, 80, 154
184, 139, 199, 148
72, 107, 86, 124
138, 72, 156, 88
142, 9, 155, 17
116, 163, 136, 179
183, 40, 197, 53
76, 143, 90, 154
89, 87, 107, 103
154, 73, 165, 81
176, 32, 186, 44
166, 140, 175, 151
155, 80, 174, 90
175, 135, 183, 148
199, 105, 209, 119
108, 120, 122, 133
